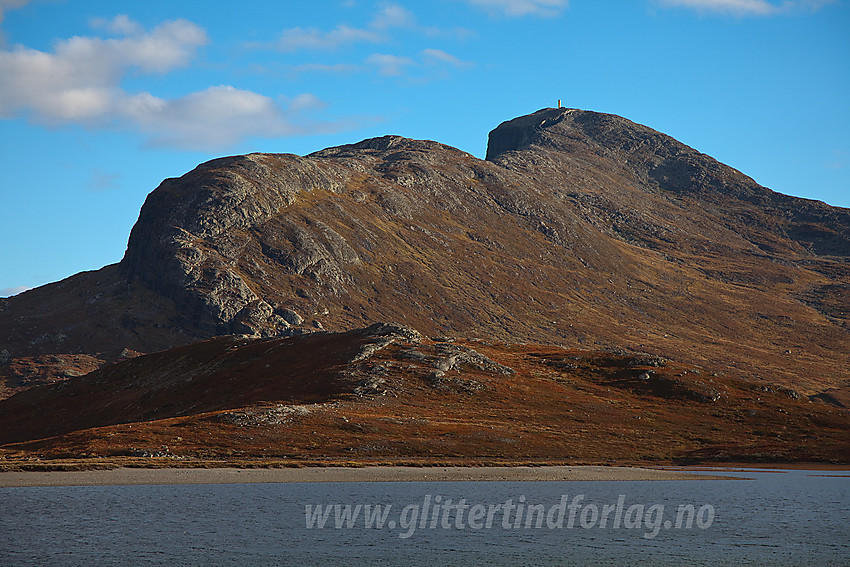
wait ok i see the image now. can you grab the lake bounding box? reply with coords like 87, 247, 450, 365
1, 469, 847, 566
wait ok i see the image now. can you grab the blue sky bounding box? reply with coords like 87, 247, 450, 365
1, 0, 848, 296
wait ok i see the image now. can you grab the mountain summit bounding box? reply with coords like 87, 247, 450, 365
1, 108, 848, 402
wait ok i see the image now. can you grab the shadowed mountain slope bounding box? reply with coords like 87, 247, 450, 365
1, 324, 847, 465
1, 108, 848, 402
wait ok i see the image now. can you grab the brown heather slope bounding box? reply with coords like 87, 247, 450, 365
1, 108, 848, 405
0, 324, 847, 466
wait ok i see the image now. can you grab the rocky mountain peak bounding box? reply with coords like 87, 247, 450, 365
485, 107, 577, 159
1, 108, 848, 405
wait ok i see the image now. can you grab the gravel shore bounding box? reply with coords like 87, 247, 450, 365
0, 465, 737, 487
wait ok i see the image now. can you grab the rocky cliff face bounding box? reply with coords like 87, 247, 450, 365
1, 108, 848, 400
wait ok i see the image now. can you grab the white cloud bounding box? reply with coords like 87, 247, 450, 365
465, 0, 569, 17
271, 49, 472, 81
0, 16, 342, 150
422, 48, 473, 68
0, 285, 31, 297
366, 53, 415, 76
90, 14, 143, 36
270, 2, 412, 51
287, 62, 360, 74
120, 86, 331, 150
371, 4, 415, 29
422, 25, 477, 40
656, 0, 837, 16
274, 24, 381, 51
0, 17, 207, 124
365, 48, 473, 80
0, 0, 27, 21
287, 93, 326, 112
0, 0, 29, 44
0, 0, 28, 17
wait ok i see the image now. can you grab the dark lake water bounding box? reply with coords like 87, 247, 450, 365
1, 469, 848, 566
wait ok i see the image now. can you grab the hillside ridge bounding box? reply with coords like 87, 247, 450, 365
1, 322, 847, 466
1, 107, 848, 404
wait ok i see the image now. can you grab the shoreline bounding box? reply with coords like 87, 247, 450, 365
0, 465, 747, 487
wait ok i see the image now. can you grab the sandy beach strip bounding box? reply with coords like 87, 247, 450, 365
0, 465, 739, 487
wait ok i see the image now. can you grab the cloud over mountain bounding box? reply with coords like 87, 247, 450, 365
0, 16, 339, 150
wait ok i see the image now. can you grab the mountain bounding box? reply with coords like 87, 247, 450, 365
1, 107, 848, 408
1, 323, 847, 465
